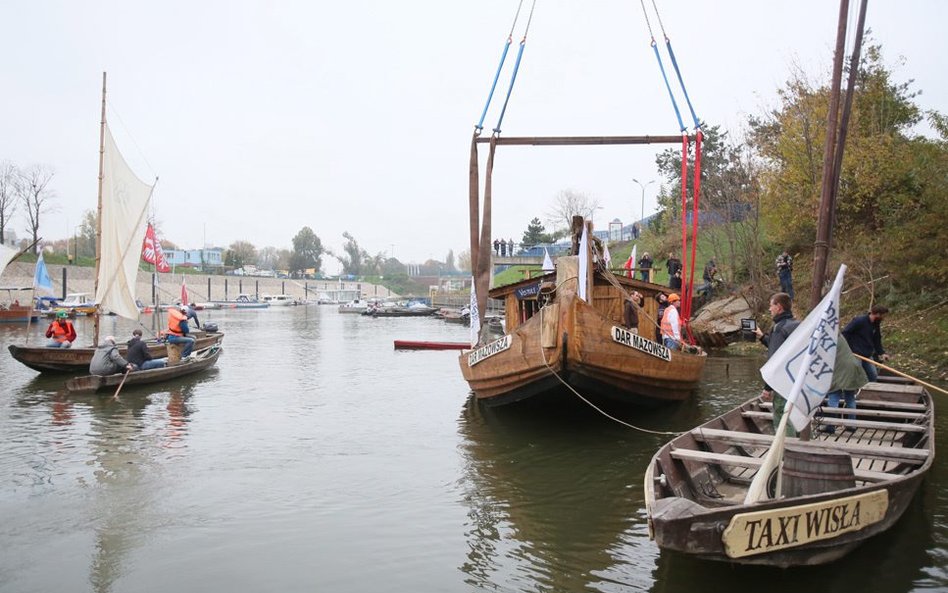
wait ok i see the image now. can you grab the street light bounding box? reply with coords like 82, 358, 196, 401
632, 178, 656, 227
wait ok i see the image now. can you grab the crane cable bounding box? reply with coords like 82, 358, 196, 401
475, 0, 524, 134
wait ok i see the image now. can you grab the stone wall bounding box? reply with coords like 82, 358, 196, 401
1, 262, 396, 303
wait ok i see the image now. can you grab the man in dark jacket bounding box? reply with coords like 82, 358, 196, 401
126, 329, 167, 371
89, 336, 133, 376
754, 292, 800, 436
842, 305, 890, 382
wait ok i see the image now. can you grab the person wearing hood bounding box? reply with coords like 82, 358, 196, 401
89, 336, 133, 376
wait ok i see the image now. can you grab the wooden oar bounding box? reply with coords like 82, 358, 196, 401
854, 354, 948, 396
112, 368, 131, 401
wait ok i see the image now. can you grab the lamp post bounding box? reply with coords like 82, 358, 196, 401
632, 178, 655, 228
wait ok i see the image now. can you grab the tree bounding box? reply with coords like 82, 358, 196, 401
457, 249, 471, 273
0, 161, 17, 245
521, 217, 552, 246
546, 189, 600, 236
445, 249, 456, 272
290, 227, 323, 277
226, 240, 258, 270
16, 164, 55, 253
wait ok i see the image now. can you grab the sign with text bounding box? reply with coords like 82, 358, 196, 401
468, 335, 512, 367
611, 326, 671, 362
515, 282, 541, 300
722, 489, 888, 559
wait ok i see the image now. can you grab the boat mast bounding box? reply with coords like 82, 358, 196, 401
93, 72, 106, 346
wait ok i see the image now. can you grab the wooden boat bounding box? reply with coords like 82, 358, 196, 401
459, 250, 706, 407
394, 340, 470, 350
0, 287, 39, 323
8, 330, 224, 374
644, 377, 934, 567
368, 304, 439, 318
65, 345, 222, 393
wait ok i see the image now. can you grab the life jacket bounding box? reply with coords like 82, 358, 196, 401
49, 320, 74, 343
167, 309, 186, 336
661, 306, 680, 340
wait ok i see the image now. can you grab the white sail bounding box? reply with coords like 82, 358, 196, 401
0, 243, 17, 278
94, 124, 154, 320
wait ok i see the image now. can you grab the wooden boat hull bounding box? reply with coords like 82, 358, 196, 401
0, 306, 37, 323
65, 345, 222, 393
645, 380, 934, 567
459, 290, 705, 407
8, 331, 225, 374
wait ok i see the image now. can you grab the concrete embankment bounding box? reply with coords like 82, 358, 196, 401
2, 262, 396, 303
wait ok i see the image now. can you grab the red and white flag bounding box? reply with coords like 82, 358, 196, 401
141, 223, 171, 272
624, 245, 637, 278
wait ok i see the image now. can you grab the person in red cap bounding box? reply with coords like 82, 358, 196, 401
660, 293, 682, 350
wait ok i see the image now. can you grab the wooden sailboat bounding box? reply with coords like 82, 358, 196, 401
7, 73, 224, 373
460, 216, 706, 408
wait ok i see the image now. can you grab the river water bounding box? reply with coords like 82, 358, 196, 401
1, 306, 945, 592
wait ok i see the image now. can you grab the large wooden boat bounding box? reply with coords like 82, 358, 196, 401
644, 377, 934, 567
8, 330, 224, 374
65, 345, 222, 393
0, 303, 37, 323
459, 252, 706, 407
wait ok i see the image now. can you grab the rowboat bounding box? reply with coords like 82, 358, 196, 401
65, 345, 222, 393
394, 340, 470, 350
459, 246, 706, 407
8, 330, 224, 374
644, 377, 934, 567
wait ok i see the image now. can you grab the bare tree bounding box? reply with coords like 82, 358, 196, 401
16, 164, 56, 254
546, 189, 600, 237
0, 161, 17, 245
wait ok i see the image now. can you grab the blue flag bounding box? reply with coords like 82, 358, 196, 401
33, 252, 54, 296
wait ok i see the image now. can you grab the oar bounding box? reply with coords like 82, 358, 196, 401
854, 354, 948, 396
112, 367, 131, 401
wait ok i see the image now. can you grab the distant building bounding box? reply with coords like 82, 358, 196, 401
164, 247, 224, 269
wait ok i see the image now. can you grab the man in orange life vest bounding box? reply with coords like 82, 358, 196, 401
166, 304, 196, 358
45, 310, 77, 348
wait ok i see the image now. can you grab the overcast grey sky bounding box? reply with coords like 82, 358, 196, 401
3, 1, 944, 272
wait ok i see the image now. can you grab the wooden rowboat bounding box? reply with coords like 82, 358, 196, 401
644, 377, 934, 567
394, 340, 470, 350
65, 345, 222, 393
8, 331, 224, 374
459, 253, 706, 408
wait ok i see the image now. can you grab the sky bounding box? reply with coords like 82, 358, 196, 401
2, 1, 945, 274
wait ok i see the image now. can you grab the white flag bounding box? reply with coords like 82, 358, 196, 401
469, 277, 480, 347
578, 224, 589, 301
761, 264, 847, 432
542, 248, 555, 273
603, 243, 612, 269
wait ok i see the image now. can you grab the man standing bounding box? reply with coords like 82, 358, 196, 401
842, 305, 891, 382
45, 310, 77, 348
754, 292, 800, 436
638, 251, 653, 282
776, 248, 794, 300
665, 252, 681, 285
660, 293, 682, 350
167, 305, 197, 358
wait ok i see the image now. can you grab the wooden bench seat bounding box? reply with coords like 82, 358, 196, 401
741, 410, 926, 432
669, 448, 895, 483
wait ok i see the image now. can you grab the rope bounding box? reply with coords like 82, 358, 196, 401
650, 0, 701, 129
538, 304, 680, 436
475, 0, 524, 132
640, 0, 685, 131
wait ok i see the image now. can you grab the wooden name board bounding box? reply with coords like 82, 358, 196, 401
468, 335, 512, 366
611, 326, 671, 362
722, 489, 888, 559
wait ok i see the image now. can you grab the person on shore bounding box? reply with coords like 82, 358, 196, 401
842, 305, 891, 382
699, 259, 718, 299
660, 293, 682, 350
45, 310, 77, 348
638, 252, 653, 282
493, 239, 499, 256
665, 252, 681, 279
623, 291, 643, 333
776, 248, 794, 300
754, 292, 800, 436
500, 239, 507, 257
126, 329, 167, 371
669, 268, 682, 291
508, 238, 515, 256
167, 305, 196, 358
90, 336, 133, 376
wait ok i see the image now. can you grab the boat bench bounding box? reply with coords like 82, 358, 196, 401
668, 448, 894, 483
741, 410, 927, 432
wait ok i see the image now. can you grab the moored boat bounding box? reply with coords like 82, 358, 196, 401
65, 344, 222, 393
261, 294, 295, 306
644, 378, 934, 567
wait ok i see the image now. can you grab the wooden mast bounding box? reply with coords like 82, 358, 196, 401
93, 72, 107, 346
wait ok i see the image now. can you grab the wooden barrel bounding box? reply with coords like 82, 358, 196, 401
782, 444, 856, 497
166, 342, 185, 364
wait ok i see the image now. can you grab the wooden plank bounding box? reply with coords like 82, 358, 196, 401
669, 448, 895, 482
741, 410, 927, 432
474, 135, 685, 146
863, 382, 925, 395
690, 428, 929, 463
759, 402, 926, 420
